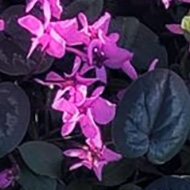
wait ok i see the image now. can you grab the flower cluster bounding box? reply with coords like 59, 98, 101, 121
15, 0, 134, 181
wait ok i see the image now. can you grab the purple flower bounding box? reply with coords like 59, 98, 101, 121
18, 15, 84, 58
0, 169, 15, 189
26, 0, 63, 25
0, 19, 5, 31
64, 138, 122, 181
36, 56, 98, 105
52, 86, 116, 138
78, 12, 137, 82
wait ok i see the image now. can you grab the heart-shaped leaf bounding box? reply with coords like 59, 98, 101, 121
0, 82, 30, 158
112, 69, 190, 164
19, 141, 63, 178
109, 17, 168, 70
146, 176, 190, 190
63, 0, 103, 24
0, 5, 53, 76
18, 164, 57, 190
101, 158, 136, 186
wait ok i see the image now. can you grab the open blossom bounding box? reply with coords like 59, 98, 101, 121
36, 56, 98, 106
18, 15, 85, 58
78, 12, 137, 82
0, 169, 15, 189
52, 86, 116, 138
26, 0, 63, 25
0, 19, 5, 31
64, 134, 122, 181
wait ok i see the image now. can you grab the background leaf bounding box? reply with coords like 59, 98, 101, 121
66, 180, 93, 190
146, 176, 190, 190
19, 141, 63, 178
63, 0, 103, 23
109, 17, 168, 70
119, 183, 142, 190
18, 164, 57, 190
0, 5, 54, 76
0, 82, 30, 158
101, 158, 136, 186
112, 69, 190, 164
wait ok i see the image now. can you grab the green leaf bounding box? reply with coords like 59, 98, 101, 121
146, 176, 190, 190
66, 180, 93, 190
18, 164, 57, 190
101, 158, 136, 186
0, 82, 30, 158
112, 69, 190, 164
63, 0, 103, 24
19, 141, 63, 178
0, 5, 53, 76
119, 184, 142, 190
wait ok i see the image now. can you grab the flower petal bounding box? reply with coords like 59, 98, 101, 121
43, 0, 51, 27
148, 58, 159, 71
18, 15, 44, 37
92, 12, 111, 34
103, 41, 133, 69
166, 24, 183, 34
49, 0, 63, 19
91, 97, 116, 125
25, 0, 38, 13
63, 148, 87, 158
69, 162, 83, 170
93, 161, 106, 181
96, 66, 107, 84
102, 146, 122, 162
61, 121, 77, 136
121, 60, 138, 80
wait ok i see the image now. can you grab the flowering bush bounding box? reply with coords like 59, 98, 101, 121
1, 0, 190, 189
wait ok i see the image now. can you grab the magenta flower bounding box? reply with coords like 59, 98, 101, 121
0, 169, 15, 189
78, 12, 137, 82
36, 56, 98, 105
26, 0, 63, 25
18, 15, 84, 58
0, 19, 5, 31
64, 139, 122, 181
52, 86, 116, 137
